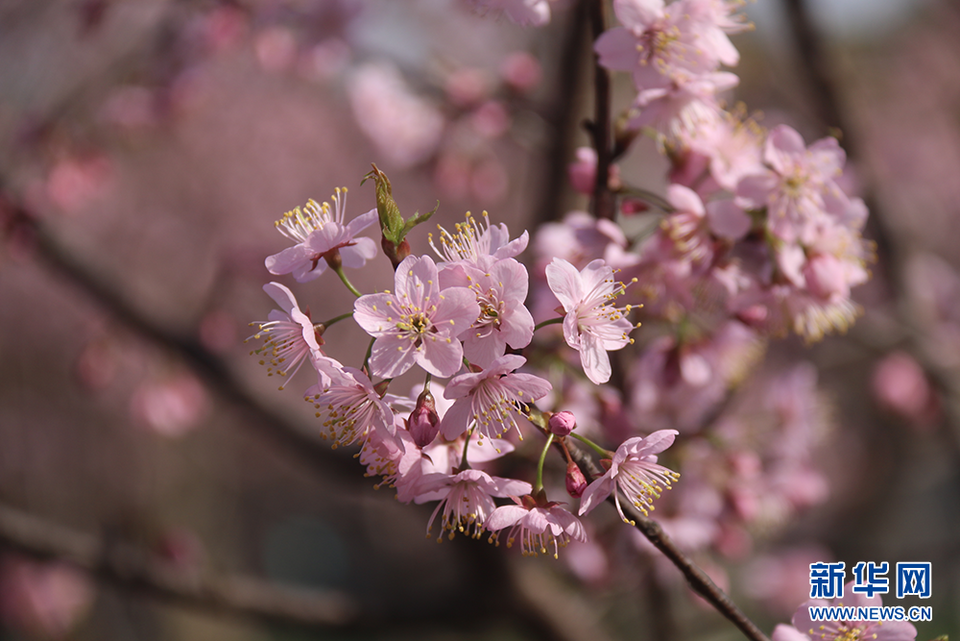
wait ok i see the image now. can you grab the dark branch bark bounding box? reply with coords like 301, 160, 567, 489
0, 502, 357, 628
589, 0, 616, 220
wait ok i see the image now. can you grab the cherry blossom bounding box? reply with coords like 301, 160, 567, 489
782, 581, 917, 641
485, 496, 587, 558
246, 282, 323, 389
429, 210, 528, 271
265, 188, 378, 282
414, 469, 532, 541
440, 354, 551, 441
579, 429, 680, 522
353, 255, 480, 378
545, 258, 638, 384
306, 358, 397, 448
456, 258, 535, 367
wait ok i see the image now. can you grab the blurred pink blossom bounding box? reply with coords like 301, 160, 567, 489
348, 62, 445, 168
872, 351, 938, 426
0, 556, 94, 639
130, 373, 208, 437
500, 51, 542, 92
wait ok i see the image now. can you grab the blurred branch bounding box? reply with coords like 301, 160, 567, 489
0, 502, 358, 628
2, 194, 363, 485
535, 0, 592, 226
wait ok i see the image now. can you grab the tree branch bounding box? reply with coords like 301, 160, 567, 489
2, 196, 364, 485
589, 0, 616, 221
565, 439, 770, 641
0, 502, 357, 628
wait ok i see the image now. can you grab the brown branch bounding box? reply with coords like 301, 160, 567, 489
0, 502, 358, 628
535, 0, 592, 227
626, 509, 770, 641
2, 197, 365, 485
589, 0, 616, 221
565, 439, 770, 641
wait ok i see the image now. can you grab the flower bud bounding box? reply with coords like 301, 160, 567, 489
408, 388, 440, 448
548, 410, 576, 436
565, 461, 587, 498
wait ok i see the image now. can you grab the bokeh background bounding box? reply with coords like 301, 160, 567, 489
1, 0, 959, 640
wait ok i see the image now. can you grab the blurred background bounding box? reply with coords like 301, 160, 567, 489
1, 0, 959, 640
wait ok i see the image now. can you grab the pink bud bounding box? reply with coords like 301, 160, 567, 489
548, 410, 576, 436
565, 461, 587, 498
408, 389, 440, 448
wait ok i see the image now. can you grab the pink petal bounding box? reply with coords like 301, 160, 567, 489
368, 335, 417, 378
485, 505, 528, 531
594, 27, 641, 72
614, 0, 664, 28
545, 258, 583, 311
706, 199, 751, 239
417, 333, 465, 378
262, 282, 299, 314
578, 475, 615, 515
265, 244, 314, 277
667, 184, 705, 217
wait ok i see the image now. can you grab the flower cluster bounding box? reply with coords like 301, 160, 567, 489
248, 0, 870, 608
252, 181, 682, 558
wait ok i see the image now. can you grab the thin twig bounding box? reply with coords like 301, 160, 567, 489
0, 502, 357, 628
566, 440, 770, 641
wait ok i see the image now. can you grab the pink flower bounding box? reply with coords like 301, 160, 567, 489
246, 282, 323, 389
457, 258, 535, 367
414, 469, 532, 541
353, 255, 480, 378
130, 374, 208, 438
485, 497, 587, 558
440, 354, 552, 441
595, 0, 743, 92
736, 125, 851, 245
545, 258, 638, 384
429, 211, 528, 271
789, 582, 917, 641
306, 358, 397, 448
265, 188, 378, 283
579, 430, 680, 522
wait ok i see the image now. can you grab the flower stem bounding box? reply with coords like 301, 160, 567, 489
332, 266, 363, 298
571, 432, 611, 458
318, 312, 353, 328
535, 432, 554, 493
533, 317, 564, 332
460, 430, 472, 471
362, 337, 375, 372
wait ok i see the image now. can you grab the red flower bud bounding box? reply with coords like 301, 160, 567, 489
565, 461, 587, 498
548, 410, 576, 436
408, 388, 440, 448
